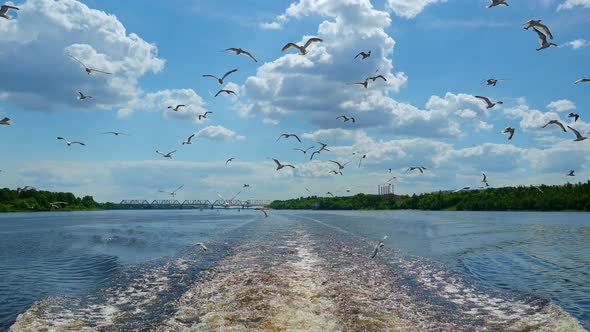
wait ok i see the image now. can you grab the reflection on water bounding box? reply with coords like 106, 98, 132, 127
1, 210, 588, 331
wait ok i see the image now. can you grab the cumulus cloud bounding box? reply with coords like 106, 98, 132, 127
386, 0, 446, 19
262, 117, 280, 125
196, 125, 245, 141
557, 0, 590, 10
564, 39, 590, 49
547, 99, 576, 112
132, 88, 210, 122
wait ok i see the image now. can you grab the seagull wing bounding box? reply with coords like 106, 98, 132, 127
78, 92, 84, 98
475, 96, 493, 108
272, 159, 281, 168
215, 90, 222, 97
187, 134, 195, 143
541, 121, 551, 128
329, 160, 343, 168
173, 185, 184, 193
224, 48, 240, 53
303, 37, 323, 49
292, 134, 302, 143
71, 141, 85, 146
221, 69, 238, 80
371, 243, 380, 259
202, 74, 220, 80
285, 164, 295, 169
241, 50, 257, 62
567, 126, 583, 139
276, 134, 286, 141
225, 158, 234, 166
310, 151, 319, 160
354, 52, 361, 59
375, 75, 387, 81
555, 121, 567, 132
67, 54, 87, 68
534, 24, 553, 40
534, 28, 548, 46
57, 137, 66, 141
89, 68, 112, 75
281, 43, 300, 52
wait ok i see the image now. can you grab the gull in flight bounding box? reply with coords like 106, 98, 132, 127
156, 150, 176, 158
329, 160, 350, 170
568, 113, 580, 122
68, 54, 112, 75
482, 173, 488, 183
454, 186, 471, 193
203, 69, 238, 85
354, 51, 371, 59
487, 0, 508, 8
243, 184, 250, 188
329, 170, 343, 176
198, 112, 212, 120
310, 150, 322, 160
225, 157, 235, 166
317, 142, 330, 152
182, 134, 195, 145
532, 185, 544, 193
57, 137, 85, 146
272, 159, 295, 171
224, 48, 257, 62
567, 126, 587, 142
293, 146, 315, 154
336, 115, 356, 123
0, 117, 11, 125
406, 166, 427, 173
367, 75, 387, 82
168, 104, 185, 112
256, 208, 269, 218
575, 78, 590, 84
567, 170, 575, 177
475, 96, 503, 109
371, 236, 387, 259
357, 154, 367, 168
50, 202, 68, 209
351, 80, 368, 88
77, 92, 91, 100
483, 78, 509, 86
0, 4, 18, 19
196, 242, 208, 251
541, 120, 567, 132
534, 28, 557, 51
159, 185, 184, 197
326, 192, 335, 197
523, 20, 553, 39
215, 89, 237, 97
17, 186, 36, 195
103, 131, 128, 136
502, 127, 515, 140
277, 133, 302, 143
281, 37, 323, 55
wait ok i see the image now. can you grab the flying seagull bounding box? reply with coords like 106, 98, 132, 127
276, 133, 302, 143
198, 112, 212, 120
329, 160, 350, 170
67, 54, 112, 75
224, 48, 257, 62
357, 154, 367, 168
156, 150, 176, 158
487, 0, 508, 8
182, 134, 195, 145
326, 192, 335, 197
202, 69, 238, 85
568, 113, 580, 122
541, 120, 567, 132
534, 28, 557, 51
215, 89, 237, 97
475, 96, 503, 109
329, 170, 343, 176
77, 92, 91, 100
57, 137, 85, 146
502, 127, 515, 140
575, 78, 590, 84
336, 115, 356, 123
225, 158, 235, 166
523, 20, 553, 39
0, 4, 18, 19
0, 117, 11, 125
310, 150, 322, 160
281, 37, 323, 55
371, 236, 387, 259
567, 126, 587, 142
532, 185, 544, 193
567, 170, 575, 177
317, 142, 330, 152
256, 208, 269, 218
272, 159, 295, 171
159, 185, 184, 197
168, 105, 185, 112
483, 78, 509, 86
103, 131, 128, 136
367, 75, 387, 82
195, 242, 208, 251
243, 184, 250, 188
293, 146, 315, 154
407, 166, 427, 173
354, 51, 371, 60
454, 186, 471, 193
482, 173, 488, 183
17, 186, 36, 195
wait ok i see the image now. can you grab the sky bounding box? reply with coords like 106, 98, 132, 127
0, 0, 589, 202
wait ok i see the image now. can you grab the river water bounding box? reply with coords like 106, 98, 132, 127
0, 210, 588, 331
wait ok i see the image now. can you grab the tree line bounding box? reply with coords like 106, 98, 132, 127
0, 187, 109, 212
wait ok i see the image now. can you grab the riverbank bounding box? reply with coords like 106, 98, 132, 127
0, 187, 115, 213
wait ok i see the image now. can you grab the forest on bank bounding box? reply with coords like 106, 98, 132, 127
269, 182, 590, 211
0, 187, 115, 212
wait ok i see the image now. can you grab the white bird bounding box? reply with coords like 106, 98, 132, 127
329, 160, 350, 170
182, 134, 195, 145
77, 92, 91, 100
159, 185, 184, 197
329, 170, 343, 176
567, 170, 575, 177
523, 20, 553, 39
357, 154, 367, 168
17, 186, 36, 195
272, 159, 295, 171
202, 69, 238, 85
156, 150, 176, 158
534, 28, 557, 51
407, 166, 427, 173
198, 111, 212, 120
215, 89, 237, 97
336, 115, 356, 123
367, 75, 387, 82
293, 146, 315, 154
575, 78, 590, 84
371, 236, 387, 259
483, 78, 509, 86
276, 133, 302, 143
67, 54, 112, 75
281, 37, 323, 55
475, 96, 503, 109
568, 113, 580, 122
502, 127, 515, 140
168, 104, 186, 112
225, 157, 235, 166
224, 48, 257, 62
196, 242, 208, 251
57, 137, 85, 146
354, 51, 371, 60
541, 120, 567, 132
0, 117, 11, 125
532, 185, 544, 193
567, 126, 587, 142
0, 4, 18, 19
454, 186, 471, 193
482, 173, 488, 183
487, 0, 508, 8
50, 201, 68, 209
103, 131, 128, 136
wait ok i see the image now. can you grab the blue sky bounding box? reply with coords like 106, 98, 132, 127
0, 0, 589, 202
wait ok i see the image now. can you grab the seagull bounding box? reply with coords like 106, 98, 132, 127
326, 192, 335, 197
156, 150, 176, 158
567, 126, 587, 142
0, 4, 18, 19
354, 51, 371, 59
336, 115, 356, 123
329, 160, 350, 170
50, 202, 68, 209
502, 127, 515, 140
67, 54, 112, 75
159, 185, 184, 197
523, 20, 553, 39
329, 170, 343, 176
0, 117, 11, 125
243, 184, 250, 188
57, 137, 85, 146
225, 158, 235, 166
541, 120, 567, 132
255, 208, 269, 218
281, 37, 323, 55
407, 166, 427, 173
293, 146, 315, 154
568, 113, 580, 122
224, 48, 257, 62
532, 185, 544, 193
182, 134, 195, 145
198, 111, 212, 120
272, 159, 295, 171
276, 133, 302, 143
386, 176, 397, 183
454, 186, 471, 193
168, 105, 186, 112
575, 78, 590, 84
196, 242, 208, 251
310, 150, 322, 160
534, 28, 557, 51
475, 96, 503, 109
483, 78, 509, 86
215, 89, 237, 97
371, 236, 387, 259
77, 92, 92, 100
487, 0, 508, 8
17, 186, 36, 195
567, 170, 575, 177
202, 69, 238, 85
351, 80, 368, 88
482, 173, 488, 183
103, 131, 128, 136
357, 154, 367, 168
367, 75, 387, 82
317, 142, 330, 152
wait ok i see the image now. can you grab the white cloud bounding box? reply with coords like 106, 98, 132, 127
196, 125, 245, 141
386, 0, 446, 19
558, 0, 590, 10
564, 39, 590, 49
504, 104, 562, 133
547, 99, 576, 112
136, 89, 209, 122
262, 117, 280, 125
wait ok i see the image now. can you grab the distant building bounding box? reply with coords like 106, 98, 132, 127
378, 183, 393, 196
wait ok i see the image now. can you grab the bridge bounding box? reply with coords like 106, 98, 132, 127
118, 199, 272, 209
